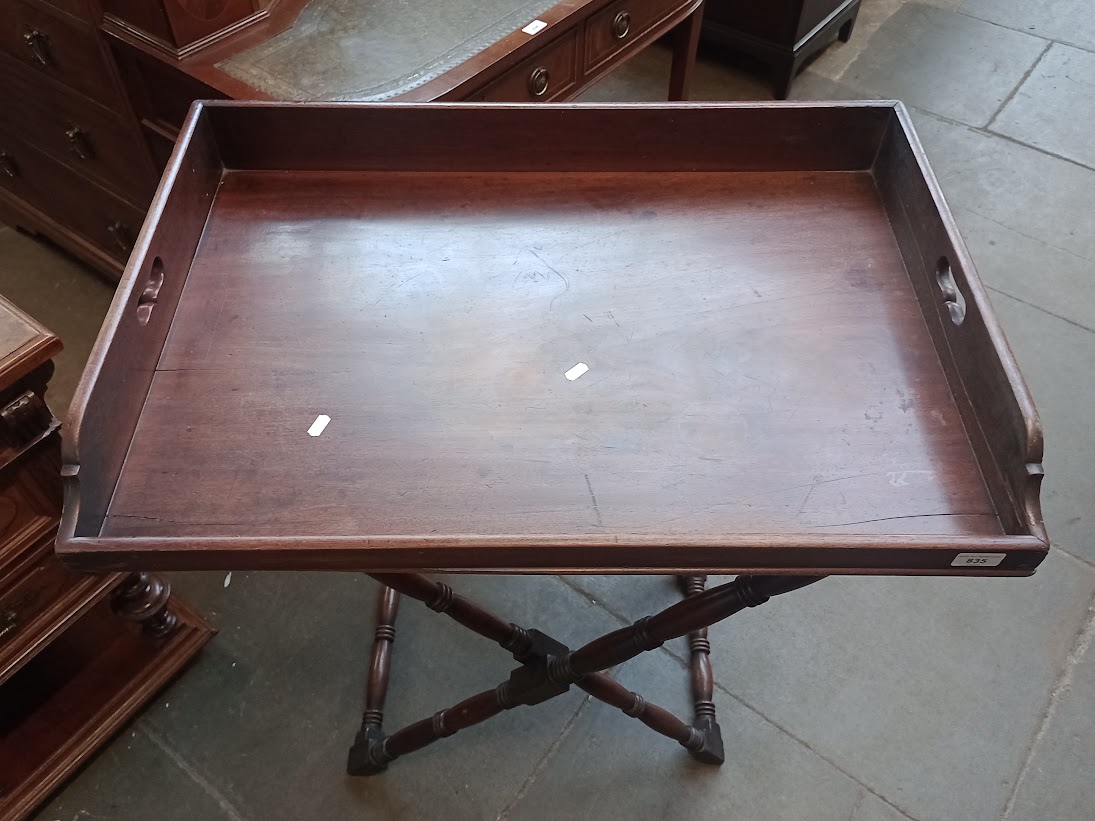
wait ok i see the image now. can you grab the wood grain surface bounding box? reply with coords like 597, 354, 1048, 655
107, 170, 992, 537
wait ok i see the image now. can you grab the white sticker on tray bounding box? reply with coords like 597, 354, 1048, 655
522, 19, 547, 35
564, 362, 589, 381
951, 552, 1006, 567
307, 414, 331, 437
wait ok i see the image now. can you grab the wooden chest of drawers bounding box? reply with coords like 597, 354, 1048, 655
0, 0, 122, 108
0, 0, 156, 280
0, 295, 213, 821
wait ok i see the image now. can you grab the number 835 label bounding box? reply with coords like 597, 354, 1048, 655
951, 552, 1007, 567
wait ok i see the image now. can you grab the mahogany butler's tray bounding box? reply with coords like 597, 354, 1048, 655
56, 102, 1047, 576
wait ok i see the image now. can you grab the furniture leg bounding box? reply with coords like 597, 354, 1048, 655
677, 575, 723, 763
110, 571, 177, 638
348, 619, 719, 773
349, 584, 401, 772
838, 13, 856, 42
349, 573, 823, 774
772, 55, 797, 100
576, 673, 722, 762
668, 3, 704, 100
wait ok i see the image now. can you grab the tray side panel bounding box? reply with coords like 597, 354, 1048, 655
59, 105, 224, 541
873, 108, 1046, 545
202, 101, 892, 172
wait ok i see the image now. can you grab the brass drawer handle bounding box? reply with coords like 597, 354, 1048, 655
107, 221, 134, 253
528, 66, 550, 98
0, 151, 18, 180
66, 126, 95, 160
23, 28, 52, 67
612, 11, 631, 40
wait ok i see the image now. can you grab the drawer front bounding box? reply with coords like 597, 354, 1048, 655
0, 52, 155, 204
0, 476, 54, 554
0, 130, 143, 262
586, 0, 683, 70
0, 445, 58, 574
0, 1, 122, 110
473, 29, 578, 102
0, 540, 86, 655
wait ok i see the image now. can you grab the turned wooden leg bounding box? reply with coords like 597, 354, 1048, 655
577, 674, 716, 759
676, 575, 723, 764
556, 575, 825, 679
668, 3, 704, 101
110, 571, 177, 638
348, 585, 401, 774
371, 573, 539, 660
350, 682, 518, 774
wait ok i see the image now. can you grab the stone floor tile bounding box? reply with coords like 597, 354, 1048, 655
991, 292, 1095, 564
960, 0, 1095, 53
31, 730, 242, 821
1006, 597, 1095, 821
699, 552, 1094, 821
911, 110, 1095, 264
854, 792, 916, 821
838, 3, 1047, 127
992, 43, 1095, 170
952, 206, 1095, 335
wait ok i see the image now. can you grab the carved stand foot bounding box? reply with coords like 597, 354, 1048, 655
347, 725, 390, 776
111, 571, 177, 638
688, 714, 725, 765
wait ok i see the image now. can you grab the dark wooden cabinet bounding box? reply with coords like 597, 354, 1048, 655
701, 0, 861, 98
0, 295, 212, 821
0, 0, 156, 280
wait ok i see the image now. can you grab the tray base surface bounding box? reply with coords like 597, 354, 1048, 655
103, 170, 1000, 541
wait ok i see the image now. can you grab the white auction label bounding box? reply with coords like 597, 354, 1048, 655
564, 362, 589, 381
522, 19, 547, 34
307, 414, 331, 437
951, 552, 1007, 567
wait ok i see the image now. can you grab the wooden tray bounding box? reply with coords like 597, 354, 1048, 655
56, 102, 1048, 576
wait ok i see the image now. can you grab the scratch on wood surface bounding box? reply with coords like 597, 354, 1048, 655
373, 272, 424, 305
584, 474, 603, 528
816, 512, 987, 528
530, 249, 570, 310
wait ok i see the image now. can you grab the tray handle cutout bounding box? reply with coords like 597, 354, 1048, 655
136, 257, 165, 325
936, 256, 966, 325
